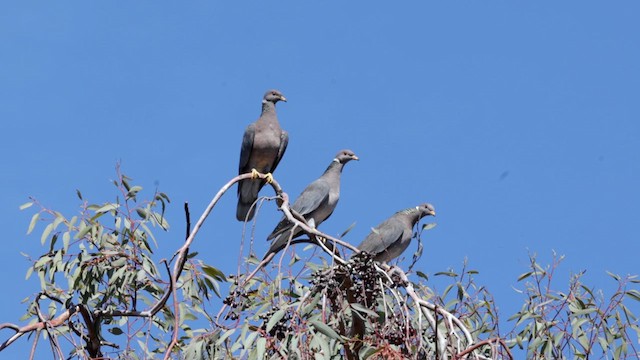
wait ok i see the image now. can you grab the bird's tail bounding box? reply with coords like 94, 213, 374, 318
236, 179, 263, 221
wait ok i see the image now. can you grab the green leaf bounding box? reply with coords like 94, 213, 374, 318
350, 303, 378, 318
96, 203, 119, 214
302, 293, 322, 316
606, 271, 621, 282
62, 232, 70, 253
597, 336, 609, 352
41, 223, 54, 245
202, 265, 226, 282
340, 222, 357, 238
266, 309, 286, 333
136, 208, 148, 219
359, 346, 381, 359
27, 213, 40, 235
434, 271, 458, 277
75, 222, 92, 240
416, 271, 429, 281
215, 328, 236, 346
52, 214, 64, 231
244, 331, 258, 350
127, 185, 143, 197
19, 202, 34, 210
108, 327, 123, 335
517, 271, 533, 281
310, 320, 341, 340
625, 290, 640, 302
422, 222, 437, 231
256, 337, 266, 360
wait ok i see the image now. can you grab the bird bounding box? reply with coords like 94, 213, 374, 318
357, 204, 436, 263
264, 149, 359, 259
237, 89, 289, 221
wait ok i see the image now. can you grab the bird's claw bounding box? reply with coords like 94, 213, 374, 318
265, 173, 274, 184
250, 169, 260, 179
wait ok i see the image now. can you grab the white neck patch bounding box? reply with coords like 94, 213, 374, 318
332, 158, 340, 163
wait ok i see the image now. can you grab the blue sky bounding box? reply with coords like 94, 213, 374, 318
1, 2, 639, 357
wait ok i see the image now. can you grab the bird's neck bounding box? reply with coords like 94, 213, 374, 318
323, 160, 344, 177
399, 208, 422, 224
261, 101, 277, 116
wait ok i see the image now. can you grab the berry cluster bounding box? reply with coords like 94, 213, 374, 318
309, 252, 383, 312
222, 285, 249, 320
381, 314, 417, 346
348, 252, 382, 308
259, 309, 293, 340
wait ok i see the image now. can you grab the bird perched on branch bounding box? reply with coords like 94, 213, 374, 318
264, 149, 359, 259
357, 204, 436, 263
237, 89, 288, 221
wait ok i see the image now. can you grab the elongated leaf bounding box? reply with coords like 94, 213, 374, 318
416, 271, 429, 281
19, 202, 33, 210
266, 309, 286, 333
517, 271, 533, 281
422, 222, 437, 231
606, 271, 621, 282
27, 213, 40, 235
63, 232, 70, 253
108, 327, 123, 335
41, 223, 54, 245
340, 222, 357, 238
75, 222, 92, 240
434, 271, 458, 277
96, 203, 119, 214
215, 328, 236, 346
310, 320, 341, 340
256, 337, 266, 360
350, 303, 378, 318
626, 290, 640, 302
202, 265, 226, 281
359, 345, 381, 359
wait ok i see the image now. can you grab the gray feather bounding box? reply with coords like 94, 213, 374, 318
357, 204, 436, 263
237, 89, 288, 221
264, 149, 359, 258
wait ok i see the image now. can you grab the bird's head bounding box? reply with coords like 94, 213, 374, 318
333, 149, 359, 164
416, 203, 436, 218
263, 89, 287, 104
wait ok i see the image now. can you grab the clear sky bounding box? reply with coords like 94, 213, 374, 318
1, 2, 639, 357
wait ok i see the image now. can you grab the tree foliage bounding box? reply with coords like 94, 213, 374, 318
1, 168, 638, 359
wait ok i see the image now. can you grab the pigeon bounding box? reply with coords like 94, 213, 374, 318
237, 89, 288, 221
264, 149, 359, 258
357, 204, 436, 263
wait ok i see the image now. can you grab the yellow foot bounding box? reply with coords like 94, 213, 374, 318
265, 172, 274, 184
250, 169, 260, 179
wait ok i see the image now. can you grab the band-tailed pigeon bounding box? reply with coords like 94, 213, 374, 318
264, 149, 359, 258
357, 204, 436, 263
237, 89, 288, 221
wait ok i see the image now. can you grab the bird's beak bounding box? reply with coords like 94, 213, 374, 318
352, 155, 359, 161
431, 211, 436, 217
280, 96, 287, 102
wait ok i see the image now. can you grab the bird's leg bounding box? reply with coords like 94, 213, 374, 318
264, 172, 274, 184
250, 168, 260, 179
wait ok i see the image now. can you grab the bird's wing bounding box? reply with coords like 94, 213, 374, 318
238, 123, 256, 174
270, 130, 289, 173
266, 179, 330, 240
358, 217, 405, 255
291, 179, 331, 216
